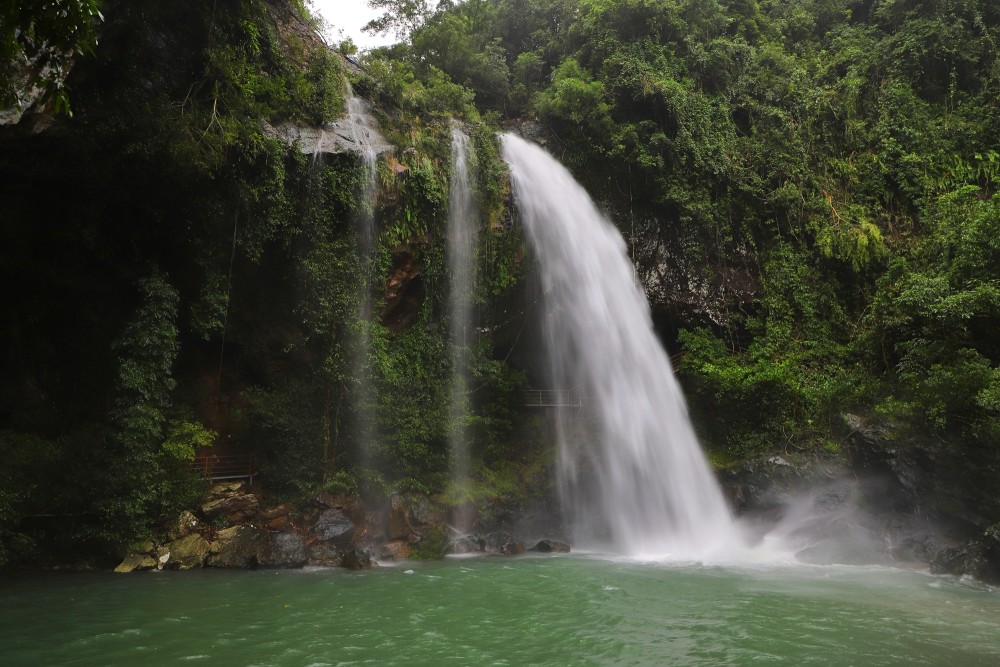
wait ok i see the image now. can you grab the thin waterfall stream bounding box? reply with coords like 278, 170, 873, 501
342, 90, 385, 452
502, 133, 741, 559
447, 126, 478, 532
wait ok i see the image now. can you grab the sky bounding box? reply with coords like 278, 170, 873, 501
309, 1, 399, 50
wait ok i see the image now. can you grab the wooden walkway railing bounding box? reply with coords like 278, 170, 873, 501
524, 386, 586, 407
190, 454, 257, 482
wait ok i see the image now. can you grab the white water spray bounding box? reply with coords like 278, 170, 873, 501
448, 126, 478, 531
502, 134, 740, 559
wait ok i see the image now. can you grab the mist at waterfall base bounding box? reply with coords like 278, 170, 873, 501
502, 133, 874, 564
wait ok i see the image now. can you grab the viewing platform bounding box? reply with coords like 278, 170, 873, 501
190, 454, 258, 483
524, 386, 586, 407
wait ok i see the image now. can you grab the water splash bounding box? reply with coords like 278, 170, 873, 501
447, 125, 478, 531
502, 133, 740, 559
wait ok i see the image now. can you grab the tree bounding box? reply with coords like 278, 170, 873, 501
0, 0, 103, 114
365, 0, 434, 40
100, 270, 182, 543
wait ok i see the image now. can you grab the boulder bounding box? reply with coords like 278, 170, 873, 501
256, 532, 307, 569
265, 514, 293, 531
500, 541, 526, 555
114, 553, 157, 573
387, 493, 445, 541
342, 548, 375, 570
930, 523, 1000, 584
200, 492, 259, 523
168, 510, 200, 540
530, 539, 571, 553
387, 494, 412, 540
208, 481, 246, 498
378, 540, 411, 561
207, 527, 258, 569
307, 542, 343, 567
165, 533, 212, 570
409, 494, 444, 527
312, 508, 355, 543
351, 510, 386, 549
260, 504, 292, 521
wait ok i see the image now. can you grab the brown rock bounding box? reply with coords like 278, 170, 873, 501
266, 514, 293, 531
388, 494, 412, 540
378, 540, 411, 561
308, 542, 343, 567
530, 539, 571, 553
201, 493, 259, 523
342, 548, 375, 570
500, 541, 526, 555
208, 481, 245, 498
260, 504, 292, 521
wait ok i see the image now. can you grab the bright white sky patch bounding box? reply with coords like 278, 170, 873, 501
309, 1, 398, 50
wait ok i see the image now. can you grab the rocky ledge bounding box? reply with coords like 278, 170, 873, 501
115, 481, 568, 573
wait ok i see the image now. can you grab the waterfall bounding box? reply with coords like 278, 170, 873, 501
447, 126, 478, 532
343, 94, 381, 260
343, 91, 384, 456
502, 133, 740, 559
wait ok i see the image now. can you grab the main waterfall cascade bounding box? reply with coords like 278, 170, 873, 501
502, 133, 742, 559
447, 126, 478, 531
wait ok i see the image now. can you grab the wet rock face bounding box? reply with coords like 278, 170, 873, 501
256, 532, 307, 569
378, 540, 411, 562
931, 523, 1000, 584
308, 542, 343, 568
207, 527, 258, 569
263, 119, 392, 159
631, 219, 760, 328
342, 548, 375, 570
312, 508, 356, 544
718, 455, 818, 515
382, 253, 424, 332
840, 413, 1000, 531
387, 493, 446, 543
714, 414, 1000, 577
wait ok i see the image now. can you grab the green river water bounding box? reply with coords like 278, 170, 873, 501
2, 554, 999, 666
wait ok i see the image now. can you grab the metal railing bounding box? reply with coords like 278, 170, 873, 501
524, 386, 587, 407
190, 454, 257, 482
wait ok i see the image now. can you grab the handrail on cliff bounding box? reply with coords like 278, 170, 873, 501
524, 386, 586, 407
190, 454, 257, 483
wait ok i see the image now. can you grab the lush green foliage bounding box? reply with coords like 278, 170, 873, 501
0, 0, 103, 113
0, 0, 355, 558
7, 0, 1000, 564
363, 0, 1000, 459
